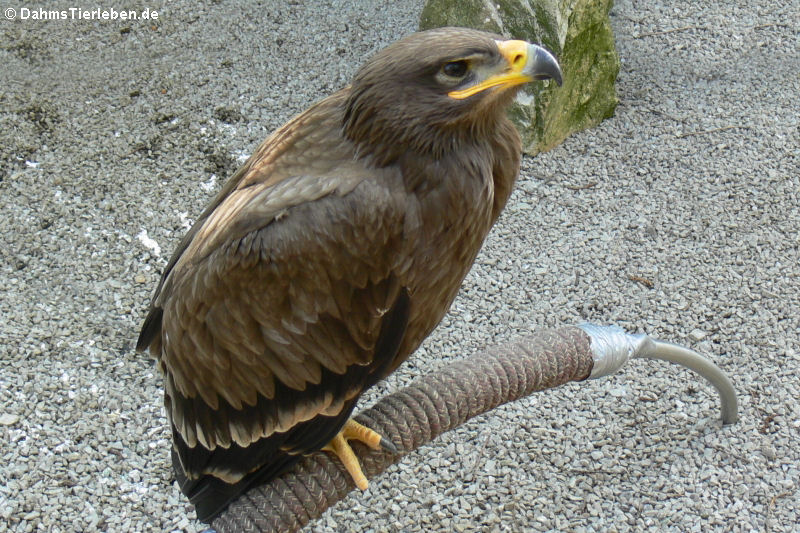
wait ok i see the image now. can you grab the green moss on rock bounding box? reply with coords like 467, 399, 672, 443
420, 0, 620, 154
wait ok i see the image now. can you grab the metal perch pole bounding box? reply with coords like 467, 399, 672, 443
210, 324, 737, 533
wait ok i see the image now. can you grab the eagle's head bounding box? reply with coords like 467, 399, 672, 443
343, 27, 562, 165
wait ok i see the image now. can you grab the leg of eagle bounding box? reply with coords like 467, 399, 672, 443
136, 27, 562, 522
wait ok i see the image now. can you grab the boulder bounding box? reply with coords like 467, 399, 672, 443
420, 0, 619, 154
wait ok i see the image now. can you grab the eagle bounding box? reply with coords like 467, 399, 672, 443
137, 27, 562, 521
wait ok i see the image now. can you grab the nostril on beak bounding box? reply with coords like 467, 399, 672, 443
513, 54, 524, 67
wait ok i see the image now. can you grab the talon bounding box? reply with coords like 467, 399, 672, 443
379, 436, 398, 454
321, 419, 390, 490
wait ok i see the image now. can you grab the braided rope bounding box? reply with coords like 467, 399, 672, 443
212, 326, 594, 532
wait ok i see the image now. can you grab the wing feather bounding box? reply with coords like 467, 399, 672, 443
153, 159, 408, 447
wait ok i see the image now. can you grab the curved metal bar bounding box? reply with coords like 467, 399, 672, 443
579, 323, 738, 424
636, 338, 738, 424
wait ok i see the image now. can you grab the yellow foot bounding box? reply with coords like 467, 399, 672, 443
322, 419, 389, 491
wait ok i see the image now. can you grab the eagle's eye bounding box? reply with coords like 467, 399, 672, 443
442, 60, 469, 79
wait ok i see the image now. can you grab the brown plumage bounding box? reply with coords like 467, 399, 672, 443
137, 27, 561, 521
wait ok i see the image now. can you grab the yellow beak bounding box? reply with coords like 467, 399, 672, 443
448, 40, 563, 100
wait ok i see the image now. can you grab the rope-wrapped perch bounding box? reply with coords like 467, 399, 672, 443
211, 325, 737, 532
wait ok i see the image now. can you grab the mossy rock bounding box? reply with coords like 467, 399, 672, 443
420, 0, 619, 155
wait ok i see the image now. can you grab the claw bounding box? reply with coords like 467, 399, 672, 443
379, 436, 398, 454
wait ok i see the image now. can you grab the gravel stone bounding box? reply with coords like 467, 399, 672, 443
1, 0, 798, 532
0, 414, 20, 426
688, 329, 707, 342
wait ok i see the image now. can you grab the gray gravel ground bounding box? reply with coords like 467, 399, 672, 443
1, 0, 798, 531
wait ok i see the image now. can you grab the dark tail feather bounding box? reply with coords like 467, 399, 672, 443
174, 424, 347, 522
172, 448, 241, 522
172, 447, 299, 523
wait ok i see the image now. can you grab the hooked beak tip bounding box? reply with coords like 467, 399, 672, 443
524, 44, 563, 87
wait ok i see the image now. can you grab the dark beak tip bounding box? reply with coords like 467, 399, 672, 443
528, 45, 563, 88
545, 70, 563, 87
